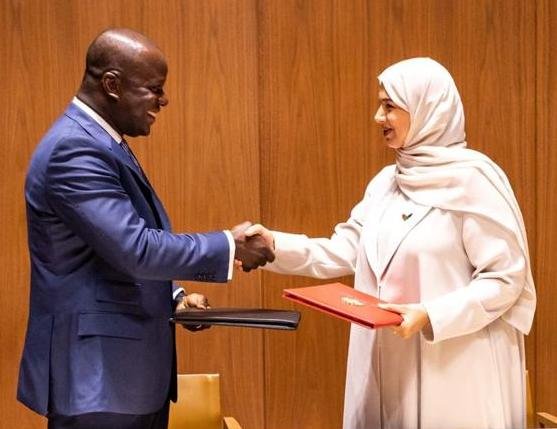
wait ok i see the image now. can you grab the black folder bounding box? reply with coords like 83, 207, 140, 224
171, 308, 301, 330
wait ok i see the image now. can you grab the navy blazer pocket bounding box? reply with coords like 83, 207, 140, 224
78, 312, 143, 340
96, 280, 141, 306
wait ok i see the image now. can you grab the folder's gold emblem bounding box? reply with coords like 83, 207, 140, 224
341, 296, 365, 306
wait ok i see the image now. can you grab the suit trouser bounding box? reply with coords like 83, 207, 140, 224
47, 402, 169, 429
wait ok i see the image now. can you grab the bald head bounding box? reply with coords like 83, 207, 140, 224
85, 28, 164, 79
78, 28, 169, 137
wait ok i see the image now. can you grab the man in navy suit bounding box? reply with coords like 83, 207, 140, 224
17, 28, 273, 429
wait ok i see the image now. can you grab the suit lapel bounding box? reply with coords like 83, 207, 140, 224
112, 141, 172, 230
151, 193, 172, 230
64, 104, 171, 231
64, 103, 152, 190
363, 202, 388, 281
362, 180, 397, 281
113, 141, 173, 230
111, 141, 152, 187
65, 103, 114, 149
362, 184, 433, 281
377, 201, 432, 279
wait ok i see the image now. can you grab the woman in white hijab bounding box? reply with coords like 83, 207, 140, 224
246, 58, 536, 429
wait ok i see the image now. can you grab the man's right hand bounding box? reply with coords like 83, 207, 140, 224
232, 221, 275, 272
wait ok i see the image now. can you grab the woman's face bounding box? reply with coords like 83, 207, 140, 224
374, 87, 410, 149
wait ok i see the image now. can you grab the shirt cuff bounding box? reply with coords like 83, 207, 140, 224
173, 288, 186, 301
224, 230, 235, 280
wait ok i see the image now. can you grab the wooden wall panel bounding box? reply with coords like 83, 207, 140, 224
259, 1, 377, 428
536, 0, 557, 417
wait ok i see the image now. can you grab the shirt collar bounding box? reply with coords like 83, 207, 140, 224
72, 96, 123, 143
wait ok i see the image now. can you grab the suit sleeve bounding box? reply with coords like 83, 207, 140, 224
45, 136, 230, 282
422, 214, 526, 343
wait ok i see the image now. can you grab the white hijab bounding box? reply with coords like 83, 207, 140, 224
378, 58, 535, 335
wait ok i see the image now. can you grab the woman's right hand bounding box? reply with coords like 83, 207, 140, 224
244, 223, 275, 251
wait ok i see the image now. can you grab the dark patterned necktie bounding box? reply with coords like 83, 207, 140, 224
119, 139, 163, 227
120, 139, 141, 169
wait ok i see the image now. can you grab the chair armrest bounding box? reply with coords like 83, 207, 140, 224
223, 416, 242, 429
537, 412, 557, 428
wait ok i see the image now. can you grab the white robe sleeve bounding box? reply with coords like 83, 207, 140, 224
423, 214, 526, 343
263, 194, 369, 279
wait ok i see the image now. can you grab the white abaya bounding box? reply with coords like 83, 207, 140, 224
267, 166, 526, 429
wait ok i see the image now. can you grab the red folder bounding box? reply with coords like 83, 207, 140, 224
283, 282, 402, 329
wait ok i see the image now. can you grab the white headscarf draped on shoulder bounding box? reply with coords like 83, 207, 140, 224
378, 57, 535, 335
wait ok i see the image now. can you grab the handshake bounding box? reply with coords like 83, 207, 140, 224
232, 221, 275, 272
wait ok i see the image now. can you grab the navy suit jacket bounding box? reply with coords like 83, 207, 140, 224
17, 103, 230, 416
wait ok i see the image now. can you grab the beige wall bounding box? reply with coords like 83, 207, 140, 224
0, 1, 554, 428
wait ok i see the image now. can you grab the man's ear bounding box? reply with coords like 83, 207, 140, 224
101, 71, 121, 101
